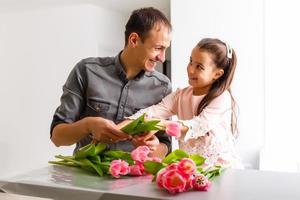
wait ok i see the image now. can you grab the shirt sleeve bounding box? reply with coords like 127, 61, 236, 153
128, 88, 180, 120
181, 91, 232, 142
50, 60, 86, 137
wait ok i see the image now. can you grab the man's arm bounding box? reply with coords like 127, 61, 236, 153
51, 117, 131, 147
51, 118, 89, 146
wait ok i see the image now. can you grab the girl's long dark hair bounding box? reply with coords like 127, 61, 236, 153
196, 38, 238, 137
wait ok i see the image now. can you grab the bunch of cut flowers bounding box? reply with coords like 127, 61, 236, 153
49, 113, 224, 194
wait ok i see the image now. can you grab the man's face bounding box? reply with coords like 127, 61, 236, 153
135, 24, 171, 72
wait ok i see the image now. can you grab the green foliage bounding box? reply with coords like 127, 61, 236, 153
74, 143, 96, 159
121, 113, 161, 135
162, 149, 189, 164
189, 154, 206, 166
103, 150, 134, 165
50, 137, 224, 181
49, 143, 112, 177
143, 161, 165, 174
202, 165, 225, 180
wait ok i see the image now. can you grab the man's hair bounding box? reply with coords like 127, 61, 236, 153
124, 7, 172, 46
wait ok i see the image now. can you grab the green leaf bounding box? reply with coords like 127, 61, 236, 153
95, 143, 107, 155
173, 149, 189, 158
79, 158, 103, 176
162, 149, 189, 164
189, 154, 206, 166
55, 155, 84, 166
89, 155, 101, 165
203, 166, 225, 180
121, 114, 145, 133
121, 114, 162, 135
131, 120, 160, 135
143, 161, 164, 175
103, 150, 134, 165
48, 160, 79, 167
98, 162, 110, 174
74, 144, 96, 159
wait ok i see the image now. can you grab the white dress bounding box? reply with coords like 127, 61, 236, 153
129, 86, 243, 168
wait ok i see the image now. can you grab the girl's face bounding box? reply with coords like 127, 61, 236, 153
187, 47, 224, 95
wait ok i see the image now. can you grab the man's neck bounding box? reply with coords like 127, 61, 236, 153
120, 49, 142, 80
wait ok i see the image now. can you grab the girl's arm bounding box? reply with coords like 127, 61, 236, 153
179, 91, 232, 141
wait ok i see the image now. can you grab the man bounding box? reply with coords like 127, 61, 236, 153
50, 7, 172, 158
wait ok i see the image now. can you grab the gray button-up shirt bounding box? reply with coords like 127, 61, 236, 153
51, 53, 172, 153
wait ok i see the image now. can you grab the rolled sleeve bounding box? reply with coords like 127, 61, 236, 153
50, 61, 86, 137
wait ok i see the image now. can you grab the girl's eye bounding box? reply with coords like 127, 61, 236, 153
196, 65, 203, 70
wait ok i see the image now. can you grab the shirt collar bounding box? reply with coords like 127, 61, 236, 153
114, 51, 146, 81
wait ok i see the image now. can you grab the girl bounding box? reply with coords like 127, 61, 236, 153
129, 38, 243, 168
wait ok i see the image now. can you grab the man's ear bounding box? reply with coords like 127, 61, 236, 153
128, 32, 139, 48
214, 69, 224, 80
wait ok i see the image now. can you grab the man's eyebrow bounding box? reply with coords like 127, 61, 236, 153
155, 45, 166, 48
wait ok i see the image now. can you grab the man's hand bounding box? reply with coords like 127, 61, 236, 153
87, 117, 131, 144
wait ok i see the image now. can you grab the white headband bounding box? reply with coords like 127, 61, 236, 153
225, 42, 233, 59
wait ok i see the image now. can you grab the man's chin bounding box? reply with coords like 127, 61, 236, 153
145, 65, 156, 72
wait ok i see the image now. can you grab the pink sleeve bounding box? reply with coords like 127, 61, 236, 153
181, 91, 232, 141
128, 89, 180, 119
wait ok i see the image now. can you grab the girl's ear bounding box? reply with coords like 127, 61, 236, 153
128, 32, 139, 48
214, 69, 224, 80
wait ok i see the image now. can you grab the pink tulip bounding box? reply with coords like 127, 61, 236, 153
193, 174, 211, 191
166, 163, 179, 170
109, 159, 130, 178
184, 174, 194, 191
161, 169, 186, 194
178, 158, 196, 175
131, 146, 150, 163
156, 168, 167, 188
129, 163, 145, 176
165, 121, 182, 138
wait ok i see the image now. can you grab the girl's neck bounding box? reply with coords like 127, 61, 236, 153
192, 86, 210, 96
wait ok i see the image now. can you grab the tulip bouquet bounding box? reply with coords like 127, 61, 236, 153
49, 114, 224, 194
49, 144, 223, 194
143, 148, 223, 194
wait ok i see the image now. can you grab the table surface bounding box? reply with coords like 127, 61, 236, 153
1, 165, 300, 200
0, 192, 53, 200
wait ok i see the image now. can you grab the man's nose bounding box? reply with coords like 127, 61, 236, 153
156, 50, 166, 63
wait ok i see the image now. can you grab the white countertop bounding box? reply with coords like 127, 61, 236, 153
1, 165, 300, 200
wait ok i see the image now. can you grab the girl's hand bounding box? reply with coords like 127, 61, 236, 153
132, 131, 159, 152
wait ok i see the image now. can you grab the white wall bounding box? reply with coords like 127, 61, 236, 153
171, 0, 264, 169
0, 2, 124, 178
260, 0, 300, 172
